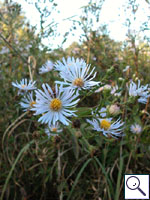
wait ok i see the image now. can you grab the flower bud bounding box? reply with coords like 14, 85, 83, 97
108, 104, 120, 115
103, 84, 111, 91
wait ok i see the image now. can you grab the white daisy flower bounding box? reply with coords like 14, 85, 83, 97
87, 118, 124, 138
55, 58, 100, 91
128, 80, 150, 104
20, 92, 36, 111
130, 124, 142, 134
39, 60, 53, 74
54, 57, 87, 72
12, 78, 36, 91
128, 80, 139, 97
45, 122, 62, 137
92, 107, 107, 118
31, 83, 79, 126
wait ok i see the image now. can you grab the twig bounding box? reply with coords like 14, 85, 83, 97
28, 56, 37, 81
0, 32, 28, 65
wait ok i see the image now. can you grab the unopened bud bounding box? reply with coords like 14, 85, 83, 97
108, 104, 120, 115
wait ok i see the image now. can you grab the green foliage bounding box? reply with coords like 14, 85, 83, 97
1, 0, 150, 200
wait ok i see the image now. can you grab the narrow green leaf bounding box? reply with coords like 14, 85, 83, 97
67, 158, 92, 200
0, 140, 34, 200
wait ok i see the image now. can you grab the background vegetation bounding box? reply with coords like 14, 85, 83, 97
1, 0, 150, 199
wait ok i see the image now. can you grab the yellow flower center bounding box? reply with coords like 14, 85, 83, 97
50, 98, 62, 111
100, 119, 111, 130
30, 101, 36, 107
52, 128, 57, 132
21, 84, 26, 88
73, 78, 84, 87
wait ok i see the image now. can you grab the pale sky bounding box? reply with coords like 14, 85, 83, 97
14, 0, 150, 49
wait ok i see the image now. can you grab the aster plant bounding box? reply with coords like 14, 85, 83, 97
45, 122, 63, 137
20, 92, 36, 111
31, 83, 79, 126
87, 117, 124, 138
128, 80, 150, 104
54, 57, 100, 92
39, 60, 53, 74
12, 78, 36, 92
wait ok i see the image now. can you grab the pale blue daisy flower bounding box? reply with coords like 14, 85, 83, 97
130, 123, 142, 134
55, 57, 100, 91
54, 57, 87, 72
92, 107, 107, 118
45, 122, 62, 137
87, 118, 124, 138
128, 80, 150, 104
39, 60, 53, 74
12, 78, 36, 91
31, 84, 79, 126
20, 92, 36, 111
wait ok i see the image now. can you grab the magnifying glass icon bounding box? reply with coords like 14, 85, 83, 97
126, 176, 146, 196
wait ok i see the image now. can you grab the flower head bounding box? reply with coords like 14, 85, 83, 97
20, 92, 36, 111
45, 122, 62, 137
12, 78, 36, 91
92, 107, 107, 118
87, 118, 124, 138
31, 84, 79, 126
39, 60, 53, 74
54, 57, 87, 72
130, 124, 142, 134
55, 57, 100, 91
128, 80, 150, 104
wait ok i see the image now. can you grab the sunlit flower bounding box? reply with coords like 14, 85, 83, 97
108, 104, 120, 115
12, 78, 36, 91
20, 92, 36, 111
55, 57, 100, 91
39, 60, 53, 74
130, 124, 142, 134
31, 84, 79, 126
45, 122, 62, 137
87, 118, 124, 138
128, 80, 150, 104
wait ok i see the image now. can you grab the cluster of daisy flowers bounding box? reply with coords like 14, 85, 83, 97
12, 58, 148, 139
